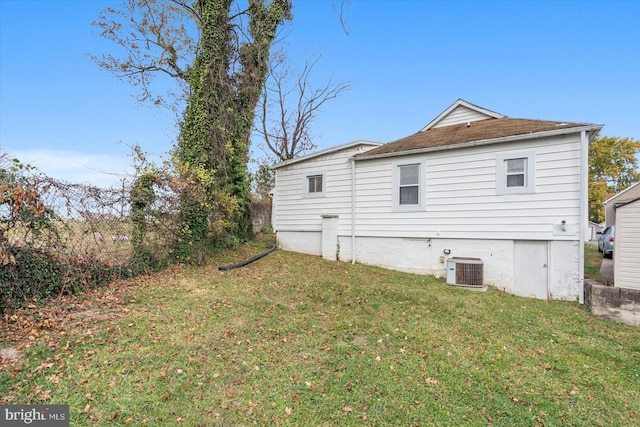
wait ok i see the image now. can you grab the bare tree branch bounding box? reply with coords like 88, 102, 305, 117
90, 0, 200, 109
255, 51, 352, 162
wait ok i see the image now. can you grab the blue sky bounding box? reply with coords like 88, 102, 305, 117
1, 0, 639, 187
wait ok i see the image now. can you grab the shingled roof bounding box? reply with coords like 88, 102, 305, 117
355, 100, 602, 158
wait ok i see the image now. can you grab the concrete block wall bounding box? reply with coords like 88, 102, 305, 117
584, 280, 640, 327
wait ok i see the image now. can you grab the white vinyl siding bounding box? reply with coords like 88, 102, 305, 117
273, 144, 378, 237
353, 135, 583, 240
431, 105, 492, 128
614, 200, 640, 290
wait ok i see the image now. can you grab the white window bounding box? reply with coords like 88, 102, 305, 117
506, 158, 527, 188
399, 164, 420, 205
303, 171, 326, 198
393, 160, 425, 211
496, 152, 535, 195
308, 174, 323, 193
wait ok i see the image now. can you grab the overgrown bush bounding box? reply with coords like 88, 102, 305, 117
0, 246, 127, 314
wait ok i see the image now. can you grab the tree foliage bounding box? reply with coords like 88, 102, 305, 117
95, 0, 291, 262
172, 0, 291, 261
588, 135, 640, 223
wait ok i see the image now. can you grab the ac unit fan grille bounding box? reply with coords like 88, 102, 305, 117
456, 262, 483, 287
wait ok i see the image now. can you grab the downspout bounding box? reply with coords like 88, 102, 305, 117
351, 158, 356, 264
578, 130, 589, 304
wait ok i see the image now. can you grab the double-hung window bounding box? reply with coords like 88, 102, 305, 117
505, 158, 527, 188
393, 160, 425, 211
399, 164, 420, 205
496, 152, 535, 195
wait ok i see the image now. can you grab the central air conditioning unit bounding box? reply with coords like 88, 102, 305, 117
446, 257, 484, 288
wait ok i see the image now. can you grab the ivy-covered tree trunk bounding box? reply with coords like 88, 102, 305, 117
174, 0, 291, 262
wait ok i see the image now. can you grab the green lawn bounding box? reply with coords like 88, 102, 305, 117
1, 241, 639, 426
584, 243, 603, 281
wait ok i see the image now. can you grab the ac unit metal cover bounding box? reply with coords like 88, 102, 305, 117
446, 257, 484, 287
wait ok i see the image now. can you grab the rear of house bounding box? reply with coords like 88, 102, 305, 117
272, 99, 602, 300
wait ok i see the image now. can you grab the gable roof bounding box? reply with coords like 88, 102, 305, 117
604, 181, 640, 205
421, 98, 504, 131
356, 99, 603, 160
271, 140, 383, 169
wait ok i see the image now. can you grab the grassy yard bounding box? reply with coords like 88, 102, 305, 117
1, 240, 639, 426
584, 243, 603, 281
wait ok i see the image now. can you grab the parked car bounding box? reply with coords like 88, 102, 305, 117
597, 225, 615, 258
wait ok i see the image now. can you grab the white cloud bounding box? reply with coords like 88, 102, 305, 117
3, 148, 135, 188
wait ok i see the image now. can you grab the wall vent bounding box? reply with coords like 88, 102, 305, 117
446, 257, 484, 288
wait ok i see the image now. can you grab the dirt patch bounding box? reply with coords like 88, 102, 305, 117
0, 347, 21, 364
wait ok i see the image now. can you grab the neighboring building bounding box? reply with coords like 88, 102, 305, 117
604, 182, 640, 227
588, 221, 604, 241
613, 197, 640, 290
271, 99, 603, 301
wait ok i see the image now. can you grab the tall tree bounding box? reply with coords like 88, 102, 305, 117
94, 0, 291, 261
588, 135, 640, 223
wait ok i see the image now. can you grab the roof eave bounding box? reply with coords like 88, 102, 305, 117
353, 124, 603, 162
271, 140, 383, 169
604, 181, 640, 205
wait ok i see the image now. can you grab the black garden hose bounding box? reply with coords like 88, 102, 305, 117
218, 245, 277, 271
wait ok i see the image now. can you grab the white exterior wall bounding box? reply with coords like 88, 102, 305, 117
548, 240, 581, 299
353, 135, 582, 240
614, 200, 640, 290
273, 144, 375, 257
273, 133, 587, 300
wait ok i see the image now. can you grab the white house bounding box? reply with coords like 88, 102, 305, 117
613, 197, 640, 290
271, 99, 603, 301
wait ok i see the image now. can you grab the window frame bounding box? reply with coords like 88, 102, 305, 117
496, 152, 536, 195
392, 159, 426, 212
303, 171, 326, 198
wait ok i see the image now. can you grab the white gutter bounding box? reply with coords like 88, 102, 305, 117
579, 129, 590, 304
351, 158, 356, 264
354, 124, 603, 162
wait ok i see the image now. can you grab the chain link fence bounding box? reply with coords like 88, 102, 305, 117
0, 154, 181, 313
